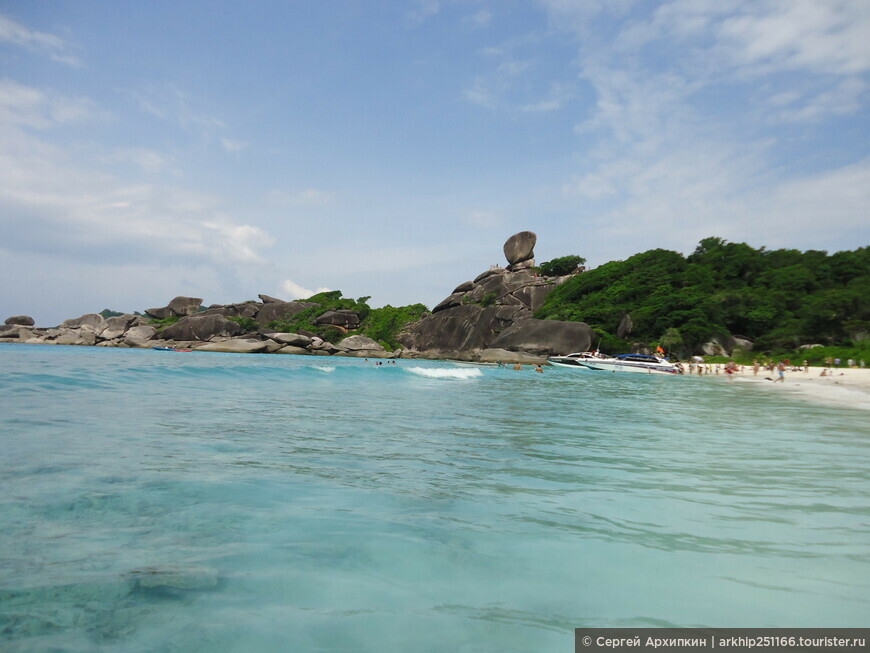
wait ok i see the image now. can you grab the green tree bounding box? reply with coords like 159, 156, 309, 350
538, 255, 586, 277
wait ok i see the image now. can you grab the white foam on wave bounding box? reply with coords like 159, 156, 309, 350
405, 366, 483, 380
312, 366, 335, 373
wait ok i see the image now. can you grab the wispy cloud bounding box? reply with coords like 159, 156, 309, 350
0, 13, 81, 67
128, 83, 226, 132
281, 279, 331, 300
0, 78, 108, 129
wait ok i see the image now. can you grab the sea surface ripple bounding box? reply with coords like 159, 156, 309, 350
0, 344, 868, 652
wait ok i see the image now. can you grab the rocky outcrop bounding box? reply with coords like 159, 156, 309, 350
62, 314, 103, 329
397, 231, 586, 360
315, 310, 361, 330
157, 314, 244, 341
258, 294, 283, 304
145, 296, 202, 319
4, 315, 34, 326
489, 319, 594, 356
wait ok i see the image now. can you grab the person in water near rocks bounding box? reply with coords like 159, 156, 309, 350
534, 364, 544, 374
513, 362, 523, 370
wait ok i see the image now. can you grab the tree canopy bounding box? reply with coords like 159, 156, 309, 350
535, 238, 870, 355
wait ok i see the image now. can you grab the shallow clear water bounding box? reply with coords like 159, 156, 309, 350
1, 344, 868, 652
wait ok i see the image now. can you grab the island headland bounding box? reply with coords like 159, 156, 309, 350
2, 232, 868, 368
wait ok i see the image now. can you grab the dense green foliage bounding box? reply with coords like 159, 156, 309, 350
535, 238, 870, 357
538, 255, 586, 277
99, 309, 124, 318
267, 290, 427, 350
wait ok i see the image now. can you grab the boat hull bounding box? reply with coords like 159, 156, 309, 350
548, 356, 679, 375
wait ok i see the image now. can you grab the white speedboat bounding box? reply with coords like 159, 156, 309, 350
548, 352, 680, 375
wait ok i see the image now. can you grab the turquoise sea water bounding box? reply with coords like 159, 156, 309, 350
1, 343, 868, 652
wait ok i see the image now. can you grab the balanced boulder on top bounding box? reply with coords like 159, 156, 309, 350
503, 231, 536, 266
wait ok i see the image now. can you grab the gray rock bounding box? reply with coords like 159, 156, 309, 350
473, 267, 506, 284
145, 296, 203, 319
62, 314, 104, 329
258, 294, 283, 304
144, 305, 174, 320
489, 318, 594, 356
432, 292, 465, 314
195, 338, 272, 354
453, 280, 474, 293
124, 325, 158, 347
275, 345, 311, 355
503, 231, 536, 265
507, 258, 535, 272
158, 314, 244, 341
727, 335, 753, 353
168, 296, 203, 316
268, 332, 313, 347
340, 335, 385, 351
479, 348, 547, 364
0, 324, 22, 338
97, 316, 134, 340
315, 310, 361, 330
616, 313, 633, 339
700, 339, 727, 356
5, 315, 34, 326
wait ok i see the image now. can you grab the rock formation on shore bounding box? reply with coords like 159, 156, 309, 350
1, 231, 598, 362
396, 231, 595, 360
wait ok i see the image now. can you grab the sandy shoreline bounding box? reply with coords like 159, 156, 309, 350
708, 366, 870, 411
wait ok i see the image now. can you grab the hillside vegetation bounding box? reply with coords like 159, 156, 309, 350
535, 237, 870, 359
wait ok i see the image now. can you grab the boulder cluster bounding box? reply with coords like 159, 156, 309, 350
397, 231, 595, 361
2, 231, 598, 362
1, 297, 395, 358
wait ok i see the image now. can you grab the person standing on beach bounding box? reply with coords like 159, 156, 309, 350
772, 361, 785, 383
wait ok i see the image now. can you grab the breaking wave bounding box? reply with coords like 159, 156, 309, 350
405, 366, 483, 380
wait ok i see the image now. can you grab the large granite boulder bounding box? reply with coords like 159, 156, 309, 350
124, 325, 158, 347
168, 296, 202, 316
616, 313, 633, 339
62, 314, 103, 329
503, 231, 536, 266
315, 310, 361, 330
195, 338, 276, 354
145, 296, 202, 319
488, 319, 595, 356
398, 304, 522, 353
267, 332, 313, 347
200, 302, 261, 319
258, 294, 283, 304
255, 301, 318, 326
96, 315, 136, 341
5, 315, 34, 326
340, 335, 385, 352
157, 314, 244, 341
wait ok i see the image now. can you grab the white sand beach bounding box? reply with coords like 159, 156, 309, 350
716, 366, 870, 411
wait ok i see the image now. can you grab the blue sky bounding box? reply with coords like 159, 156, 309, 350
1, 0, 868, 325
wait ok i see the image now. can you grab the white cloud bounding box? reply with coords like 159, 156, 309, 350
0, 13, 81, 67
128, 84, 226, 133
281, 279, 331, 300
0, 78, 108, 129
